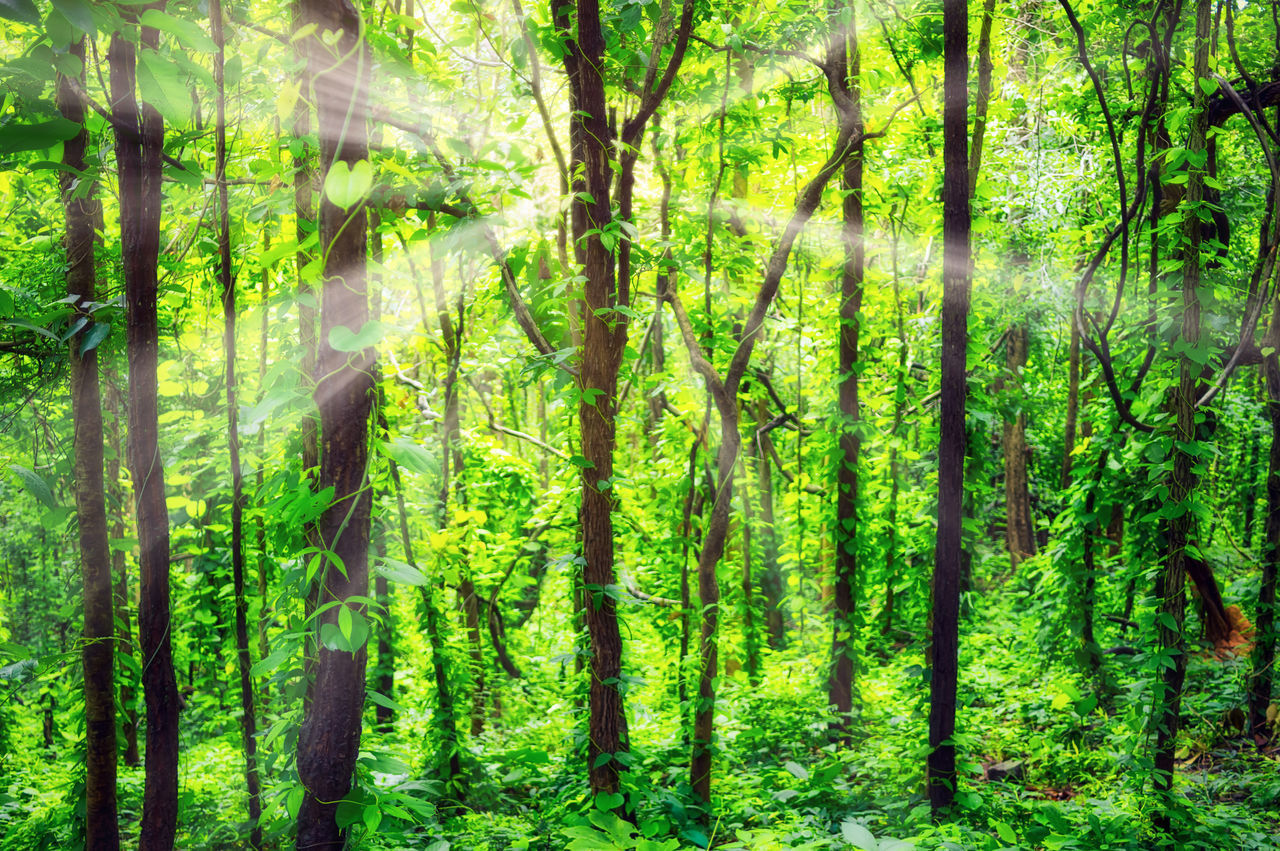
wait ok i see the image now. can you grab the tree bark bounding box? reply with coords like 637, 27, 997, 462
61, 37, 119, 851
294, 0, 373, 846
929, 0, 970, 815
211, 1, 263, 843
550, 0, 697, 798
829, 3, 863, 745
1153, 0, 1210, 826
1003, 323, 1037, 567
109, 13, 180, 848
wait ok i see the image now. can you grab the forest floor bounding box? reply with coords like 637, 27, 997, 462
2, 566, 1278, 850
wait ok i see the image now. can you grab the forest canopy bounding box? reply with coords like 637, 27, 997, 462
0, 0, 1278, 848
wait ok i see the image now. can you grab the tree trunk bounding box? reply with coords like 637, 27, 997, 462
61, 38, 119, 850
1003, 323, 1037, 567
1153, 0, 1209, 826
929, 0, 970, 815
294, 0, 372, 846
829, 6, 863, 745
109, 14, 180, 848
211, 1, 262, 843
105, 375, 139, 767
553, 0, 630, 798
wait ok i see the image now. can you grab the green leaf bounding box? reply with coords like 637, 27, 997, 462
137, 49, 192, 124
783, 760, 808, 780
323, 159, 373, 209
50, 0, 93, 33
328, 319, 387, 352
9, 464, 55, 508
339, 603, 353, 641
1198, 76, 1219, 96
140, 8, 216, 53
367, 690, 407, 714
320, 608, 368, 653
592, 752, 612, 768
841, 820, 878, 850
250, 647, 291, 677
993, 820, 1017, 844
0, 0, 39, 25
0, 118, 81, 155
595, 791, 624, 811
375, 557, 428, 586
379, 438, 436, 477
79, 321, 110, 355
286, 784, 305, 820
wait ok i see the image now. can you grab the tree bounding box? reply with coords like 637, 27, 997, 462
108, 10, 180, 847
293, 0, 374, 845
928, 0, 970, 815
210, 0, 262, 843
549, 0, 695, 799
829, 0, 864, 745
59, 36, 119, 851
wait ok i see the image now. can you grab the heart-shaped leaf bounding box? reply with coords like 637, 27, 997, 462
323, 159, 373, 210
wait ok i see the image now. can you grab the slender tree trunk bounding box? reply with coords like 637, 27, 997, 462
211, 2, 262, 843
1003, 323, 1037, 566
553, 0, 630, 798
294, 1, 372, 845
110, 14, 180, 848
1153, 0, 1210, 826
929, 0, 970, 815
829, 5, 863, 745
62, 39, 119, 850
105, 375, 139, 766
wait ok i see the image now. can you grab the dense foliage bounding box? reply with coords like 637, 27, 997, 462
0, 0, 1277, 848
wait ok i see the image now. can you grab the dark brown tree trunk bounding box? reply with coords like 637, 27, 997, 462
1003, 323, 1037, 566
105, 376, 139, 767
1251, 300, 1280, 741
109, 14, 180, 848
929, 0, 970, 815
61, 38, 119, 851
211, 1, 263, 843
294, 1, 372, 846
551, 0, 695, 800
829, 6, 863, 745
1153, 0, 1209, 827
